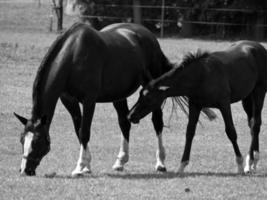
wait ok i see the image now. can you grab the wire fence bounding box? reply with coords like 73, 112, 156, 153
73, 3, 267, 38
1, 1, 267, 38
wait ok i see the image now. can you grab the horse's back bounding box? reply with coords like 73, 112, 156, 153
100, 23, 170, 75
95, 23, 170, 102
51, 22, 170, 102
227, 41, 267, 86
209, 41, 267, 102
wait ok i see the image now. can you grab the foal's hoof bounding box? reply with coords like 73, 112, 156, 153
155, 165, 167, 172
112, 159, 126, 171
112, 165, 124, 171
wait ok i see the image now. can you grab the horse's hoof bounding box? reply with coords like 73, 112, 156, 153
112, 165, 124, 171
71, 167, 91, 177
156, 165, 167, 172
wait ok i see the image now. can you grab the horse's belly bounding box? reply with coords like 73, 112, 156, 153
96, 83, 140, 102
96, 72, 141, 102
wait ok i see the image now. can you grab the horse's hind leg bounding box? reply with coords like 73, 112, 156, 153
152, 108, 167, 172
220, 103, 243, 173
112, 99, 131, 171
242, 95, 253, 128
244, 88, 266, 173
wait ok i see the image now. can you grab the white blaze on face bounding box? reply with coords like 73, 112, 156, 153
143, 89, 149, 96
158, 86, 170, 91
20, 132, 34, 172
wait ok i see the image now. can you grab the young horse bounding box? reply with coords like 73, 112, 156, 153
14, 22, 187, 176
128, 40, 267, 174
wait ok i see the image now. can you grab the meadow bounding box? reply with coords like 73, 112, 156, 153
1, 1, 267, 199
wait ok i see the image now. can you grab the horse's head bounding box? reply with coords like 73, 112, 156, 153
128, 83, 169, 124
14, 113, 50, 176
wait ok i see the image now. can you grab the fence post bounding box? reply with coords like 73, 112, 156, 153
133, 0, 142, 24
52, 0, 63, 32
160, 0, 165, 37
37, 0, 41, 8
254, 13, 264, 40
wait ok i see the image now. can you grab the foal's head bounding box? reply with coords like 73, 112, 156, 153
14, 113, 50, 176
128, 82, 168, 123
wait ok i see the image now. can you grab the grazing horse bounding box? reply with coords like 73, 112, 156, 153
13, 22, 184, 176
128, 40, 267, 174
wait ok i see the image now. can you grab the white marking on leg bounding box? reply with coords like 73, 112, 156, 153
177, 161, 189, 174
112, 136, 129, 171
251, 151, 260, 172
20, 132, 33, 173
155, 133, 166, 171
244, 154, 252, 173
72, 144, 91, 176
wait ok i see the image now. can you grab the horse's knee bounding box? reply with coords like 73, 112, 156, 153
118, 117, 130, 141
152, 110, 163, 134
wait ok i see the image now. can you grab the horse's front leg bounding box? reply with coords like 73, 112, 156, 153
112, 100, 131, 171
220, 103, 243, 173
152, 108, 166, 172
178, 103, 201, 174
72, 101, 96, 177
244, 89, 265, 174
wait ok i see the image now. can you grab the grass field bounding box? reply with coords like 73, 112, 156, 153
1, 1, 267, 200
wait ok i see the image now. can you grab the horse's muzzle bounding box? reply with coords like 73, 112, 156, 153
127, 113, 140, 124
20, 168, 36, 176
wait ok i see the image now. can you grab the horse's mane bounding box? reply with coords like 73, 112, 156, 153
179, 50, 210, 69
32, 23, 86, 119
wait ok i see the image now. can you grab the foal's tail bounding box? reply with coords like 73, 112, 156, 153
169, 96, 217, 121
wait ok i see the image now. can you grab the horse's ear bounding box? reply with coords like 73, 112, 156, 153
14, 112, 28, 125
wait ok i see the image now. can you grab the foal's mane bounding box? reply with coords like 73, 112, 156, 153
179, 50, 210, 69
32, 23, 86, 119
165, 50, 216, 125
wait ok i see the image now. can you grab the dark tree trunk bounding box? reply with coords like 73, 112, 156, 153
133, 0, 142, 24
52, 0, 63, 32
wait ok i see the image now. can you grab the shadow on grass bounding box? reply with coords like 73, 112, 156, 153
105, 171, 267, 180
40, 171, 267, 180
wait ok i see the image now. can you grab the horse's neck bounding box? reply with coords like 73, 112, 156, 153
31, 63, 64, 125
158, 66, 200, 97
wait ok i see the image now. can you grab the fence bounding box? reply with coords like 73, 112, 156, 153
76, 3, 267, 39
1, 1, 267, 39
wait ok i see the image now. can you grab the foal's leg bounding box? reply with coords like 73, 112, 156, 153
241, 96, 253, 128
112, 100, 131, 171
244, 89, 265, 173
72, 101, 96, 176
220, 104, 243, 173
178, 103, 201, 174
152, 108, 166, 172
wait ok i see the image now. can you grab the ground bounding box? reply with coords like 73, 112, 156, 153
1, 1, 267, 200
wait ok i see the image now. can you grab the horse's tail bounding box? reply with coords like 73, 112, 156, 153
166, 96, 217, 122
